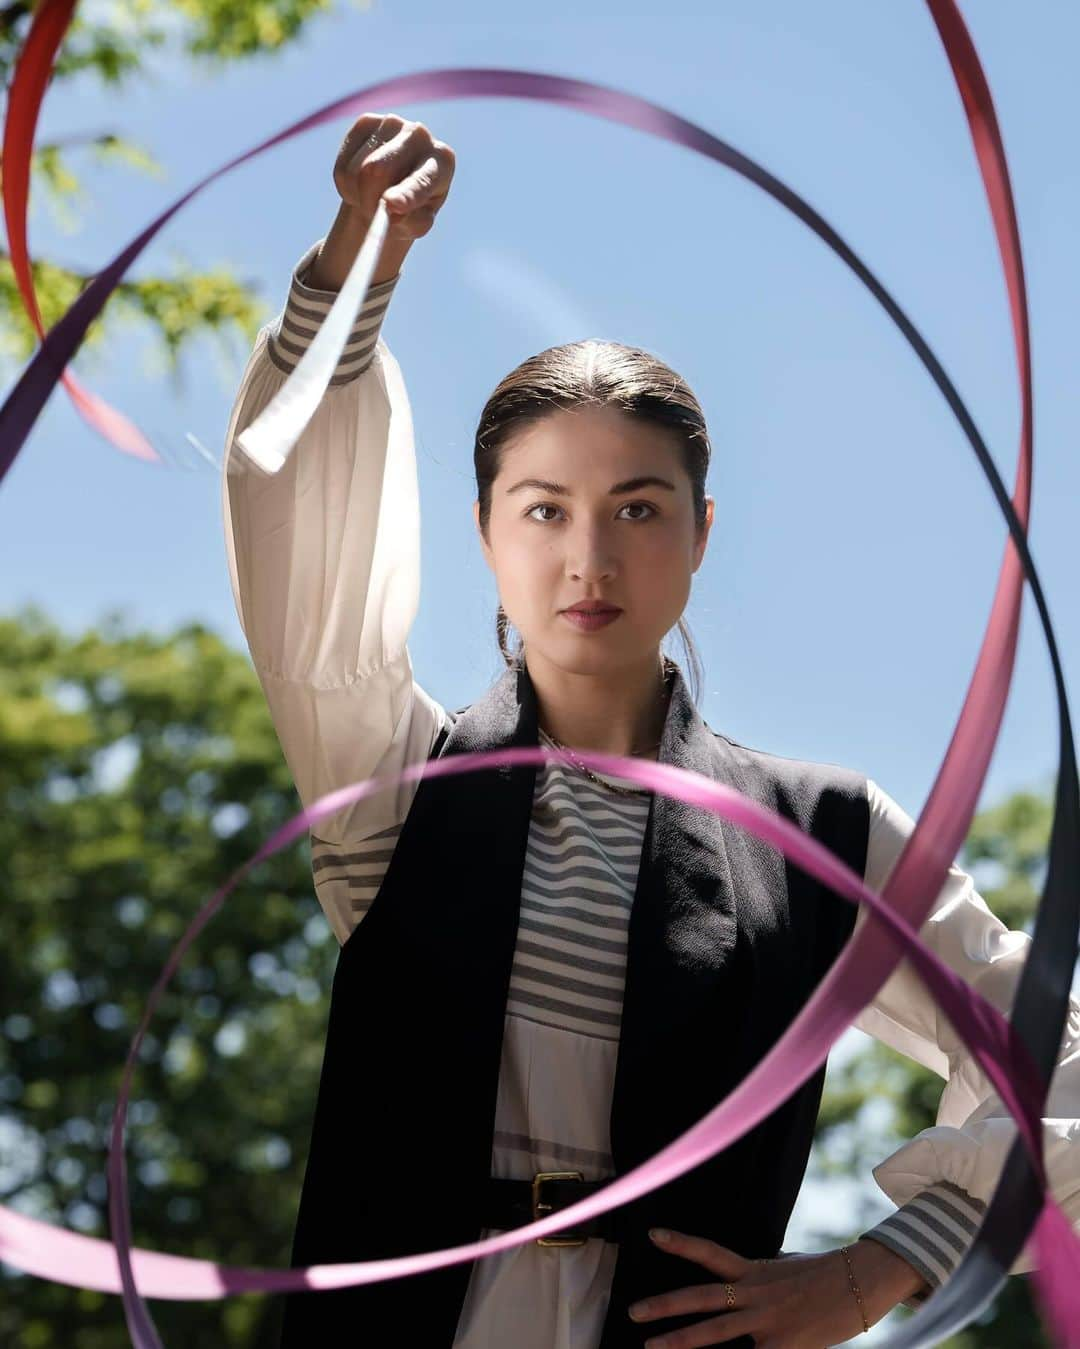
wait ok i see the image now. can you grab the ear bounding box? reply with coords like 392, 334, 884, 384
473, 499, 494, 572
692, 496, 715, 573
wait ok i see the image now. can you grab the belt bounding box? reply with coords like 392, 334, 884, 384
481, 1172, 629, 1247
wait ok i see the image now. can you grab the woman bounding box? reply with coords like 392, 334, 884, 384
222, 114, 1080, 1349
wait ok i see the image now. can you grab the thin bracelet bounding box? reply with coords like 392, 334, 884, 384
840, 1245, 870, 1334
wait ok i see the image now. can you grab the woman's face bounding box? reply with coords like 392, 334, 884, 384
473, 404, 714, 678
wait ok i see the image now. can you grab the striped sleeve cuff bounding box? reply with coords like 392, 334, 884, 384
859, 1180, 987, 1309
266, 238, 400, 386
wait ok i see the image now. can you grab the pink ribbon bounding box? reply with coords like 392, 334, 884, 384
0, 752, 1057, 1287
3, 1, 1077, 1345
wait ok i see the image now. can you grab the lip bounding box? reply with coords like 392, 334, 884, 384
561, 608, 622, 632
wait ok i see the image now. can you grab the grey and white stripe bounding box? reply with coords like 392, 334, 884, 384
266, 239, 400, 385
310, 728, 649, 1040
312, 819, 404, 926
506, 734, 649, 1040
861, 1180, 987, 1304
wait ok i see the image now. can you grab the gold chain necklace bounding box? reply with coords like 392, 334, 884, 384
540, 731, 659, 797
538, 660, 674, 798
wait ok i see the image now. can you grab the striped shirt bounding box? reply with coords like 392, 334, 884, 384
312, 726, 651, 1043
264, 238, 399, 383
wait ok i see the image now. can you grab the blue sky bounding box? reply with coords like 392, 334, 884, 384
4, 0, 1075, 821
2, 0, 1077, 1284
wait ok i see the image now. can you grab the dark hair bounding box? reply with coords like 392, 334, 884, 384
473, 338, 709, 706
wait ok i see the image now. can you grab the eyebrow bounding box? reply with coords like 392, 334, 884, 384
504, 475, 677, 497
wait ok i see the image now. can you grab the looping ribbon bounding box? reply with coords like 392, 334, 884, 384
0, 0, 159, 463
2, 2, 1078, 1347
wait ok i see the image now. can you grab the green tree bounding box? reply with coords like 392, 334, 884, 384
0, 0, 370, 382
0, 609, 341, 1347
813, 789, 1055, 1345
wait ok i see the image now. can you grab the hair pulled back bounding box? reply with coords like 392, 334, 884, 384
473, 339, 710, 705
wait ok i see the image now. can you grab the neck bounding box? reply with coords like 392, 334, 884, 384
525, 647, 671, 758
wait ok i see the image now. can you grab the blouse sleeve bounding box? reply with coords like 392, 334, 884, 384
221, 239, 446, 864
852, 779, 1080, 1305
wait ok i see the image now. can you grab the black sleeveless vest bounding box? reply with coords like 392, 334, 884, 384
279, 660, 868, 1347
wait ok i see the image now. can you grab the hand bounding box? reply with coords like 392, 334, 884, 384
332, 111, 456, 247
626, 1229, 927, 1348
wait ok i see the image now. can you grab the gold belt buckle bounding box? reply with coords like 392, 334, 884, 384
532, 1170, 588, 1247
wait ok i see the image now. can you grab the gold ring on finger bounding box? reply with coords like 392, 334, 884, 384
723, 1281, 736, 1309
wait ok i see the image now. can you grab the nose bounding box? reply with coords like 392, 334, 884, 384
565, 521, 618, 583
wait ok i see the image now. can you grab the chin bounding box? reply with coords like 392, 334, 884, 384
546, 639, 652, 679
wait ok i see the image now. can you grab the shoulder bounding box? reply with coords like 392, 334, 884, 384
711, 726, 865, 787
708, 726, 868, 822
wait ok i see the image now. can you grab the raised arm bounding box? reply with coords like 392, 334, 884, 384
221, 114, 457, 855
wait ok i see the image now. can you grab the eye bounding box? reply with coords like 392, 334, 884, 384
524, 501, 657, 523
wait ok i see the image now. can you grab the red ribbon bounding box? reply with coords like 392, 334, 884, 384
1, 0, 159, 462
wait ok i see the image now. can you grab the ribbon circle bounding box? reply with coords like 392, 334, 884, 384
2, 2, 1078, 1347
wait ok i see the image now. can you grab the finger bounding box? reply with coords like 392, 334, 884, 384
629, 1281, 735, 1323
336, 111, 383, 162
383, 146, 454, 214
352, 123, 419, 197
334, 114, 416, 209
650, 1229, 750, 1278
336, 111, 404, 178
641, 1309, 758, 1349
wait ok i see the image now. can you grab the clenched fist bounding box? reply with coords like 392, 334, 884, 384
333, 112, 456, 245
307, 112, 456, 292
